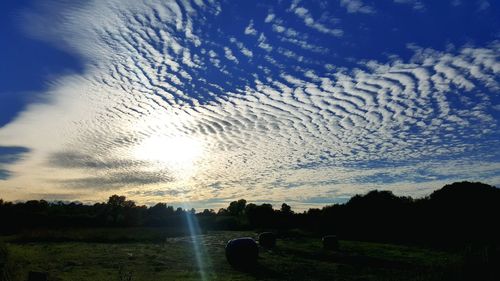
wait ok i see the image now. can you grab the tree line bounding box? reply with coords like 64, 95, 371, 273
1, 181, 499, 247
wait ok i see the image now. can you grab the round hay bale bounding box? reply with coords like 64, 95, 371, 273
258, 232, 276, 249
225, 237, 259, 268
322, 235, 339, 251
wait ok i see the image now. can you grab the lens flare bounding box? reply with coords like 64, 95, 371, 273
183, 208, 210, 281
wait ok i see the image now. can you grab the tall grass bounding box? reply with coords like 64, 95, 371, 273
0, 240, 11, 281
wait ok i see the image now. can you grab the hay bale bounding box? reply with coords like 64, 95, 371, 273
225, 237, 258, 268
258, 232, 276, 249
28, 271, 48, 281
322, 235, 339, 251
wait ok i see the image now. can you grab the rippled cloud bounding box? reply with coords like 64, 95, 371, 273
0, 0, 498, 209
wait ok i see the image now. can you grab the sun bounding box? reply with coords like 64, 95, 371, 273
133, 135, 204, 177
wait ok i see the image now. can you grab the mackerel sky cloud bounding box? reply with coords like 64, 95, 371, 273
0, 0, 499, 210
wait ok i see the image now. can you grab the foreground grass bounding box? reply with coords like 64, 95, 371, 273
2, 229, 464, 281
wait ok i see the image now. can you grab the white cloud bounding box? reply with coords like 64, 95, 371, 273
293, 6, 343, 36
230, 37, 253, 58
294, 7, 308, 17
223, 47, 239, 63
264, 13, 275, 23
340, 0, 375, 14
272, 24, 286, 33
244, 20, 258, 36
257, 33, 273, 52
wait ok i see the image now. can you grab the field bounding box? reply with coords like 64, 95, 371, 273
1, 228, 464, 281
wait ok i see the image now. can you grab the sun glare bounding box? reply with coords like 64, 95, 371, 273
133, 135, 204, 177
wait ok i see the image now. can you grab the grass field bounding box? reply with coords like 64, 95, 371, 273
1, 229, 465, 281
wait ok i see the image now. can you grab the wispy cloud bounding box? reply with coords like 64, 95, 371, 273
477, 0, 491, 11
393, 0, 425, 10
340, 0, 376, 14
292, 6, 343, 36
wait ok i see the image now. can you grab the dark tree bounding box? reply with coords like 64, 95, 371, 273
281, 203, 293, 215
227, 199, 247, 217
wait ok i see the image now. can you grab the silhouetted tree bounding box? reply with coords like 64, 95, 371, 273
280, 203, 293, 215
227, 199, 247, 217
0, 181, 498, 251
217, 208, 228, 215
104, 195, 139, 226
200, 209, 216, 216
245, 203, 275, 228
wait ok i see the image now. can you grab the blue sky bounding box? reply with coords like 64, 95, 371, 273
0, 0, 499, 210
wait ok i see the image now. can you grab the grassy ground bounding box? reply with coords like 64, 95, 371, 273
1, 229, 464, 281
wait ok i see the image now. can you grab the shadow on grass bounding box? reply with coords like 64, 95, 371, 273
269, 244, 466, 281
6, 227, 192, 244
231, 261, 284, 280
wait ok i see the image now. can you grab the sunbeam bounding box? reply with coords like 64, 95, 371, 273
182, 204, 211, 281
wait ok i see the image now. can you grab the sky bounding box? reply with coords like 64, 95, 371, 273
0, 0, 499, 211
